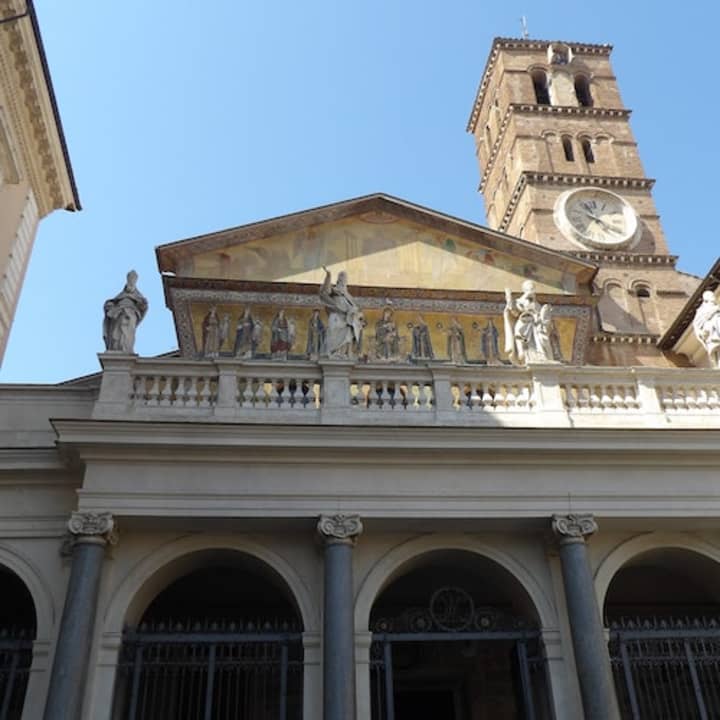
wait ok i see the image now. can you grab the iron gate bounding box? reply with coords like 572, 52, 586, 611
0, 632, 33, 720
609, 617, 720, 720
117, 622, 303, 720
369, 587, 550, 720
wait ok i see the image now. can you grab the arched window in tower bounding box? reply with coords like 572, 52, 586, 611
562, 136, 574, 162
581, 138, 595, 163
531, 70, 551, 105
574, 75, 593, 107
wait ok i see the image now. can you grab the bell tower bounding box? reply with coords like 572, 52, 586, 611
467, 38, 668, 256
467, 38, 698, 348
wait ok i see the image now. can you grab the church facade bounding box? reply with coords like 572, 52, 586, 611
1, 37, 720, 720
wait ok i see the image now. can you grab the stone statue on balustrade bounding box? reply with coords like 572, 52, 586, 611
306, 309, 326, 360
374, 306, 400, 361
202, 306, 229, 358
233, 307, 263, 359
102, 270, 148, 354
445, 317, 467, 364
503, 281, 556, 365
270, 308, 296, 360
411, 315, 434, 361
692, 291, 720, 368
319, 267, 364, 359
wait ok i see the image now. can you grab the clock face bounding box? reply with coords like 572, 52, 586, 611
553, 189, 640, 249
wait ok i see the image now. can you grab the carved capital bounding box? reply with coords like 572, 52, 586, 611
67, 512, 118, 546
552, 513, 597, 544
317, 514, 363, 546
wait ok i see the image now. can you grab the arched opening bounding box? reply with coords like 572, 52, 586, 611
0, 565, 36, 720
369, 550, 551, 720
605, 549, 720, 718
562, 135, 574, 162
114, 550, 304, 720
530, 70, 550, 106
574, 75, 593, 107
581, 138, 595, 163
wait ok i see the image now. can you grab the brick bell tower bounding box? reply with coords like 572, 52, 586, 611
467, 38, 697, 348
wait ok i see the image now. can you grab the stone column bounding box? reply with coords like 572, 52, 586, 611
552, 514, 619, 720
317, 514, 363, 720
43, 512, 117, 720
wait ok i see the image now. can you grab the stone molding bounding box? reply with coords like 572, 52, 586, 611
552, 513, 598, 544
67, 511, 118, 546
317, 514, 363, 546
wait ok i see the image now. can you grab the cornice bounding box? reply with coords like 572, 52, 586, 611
591, 333, 659, 346
570, 252, 677, 267
479, 104, 631, 191
467, 37, 613, 132
0, 5, 78, 214
498, 172, 655, 232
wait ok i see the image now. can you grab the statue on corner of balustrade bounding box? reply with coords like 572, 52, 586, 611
319, 267, 364, 359
102, 270, 148, 354
503, 280, 556, 365
692, 291, 720, 369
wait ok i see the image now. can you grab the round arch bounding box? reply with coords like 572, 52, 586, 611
0, 542, 54, 640
594, 532, 720, 612
102, 534, 319, 634
355, 535, 556, 632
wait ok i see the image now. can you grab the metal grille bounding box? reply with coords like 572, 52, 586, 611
609, 617, 720, 720
369, 587, 551, 720
117, 622, 303, 720
0, 632, 33, 720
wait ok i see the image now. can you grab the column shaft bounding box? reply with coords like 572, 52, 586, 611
323, 541, 356, 720
554, 515, 619, 720
43, 540, 106, 720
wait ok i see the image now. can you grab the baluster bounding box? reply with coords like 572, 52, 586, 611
410, 382, 421, 409
423, 383, 433, 410
361, 382, 371, 409
504, 384, 517, 410
686, 387, 699, 411
242, 377, 256, 408
659, 386, 673, 412
564, 384, 577, 410
199, 377, 212, 407
379, 381, 391, 410
673, 388, 686, 412
516, 385, 530, 409
707, 389, 719, 411
599, 385, 613, 411
280, 377, 292, 407
481, 384, 494, 410
576, 385, 590, 411
313, 381, 322, 409
158, 376, 173, 407
695, 388, 708, 412
147, 376, 161, 406
131, 375, 144, 405
450, 383, 461, 410
588, 385, 601, 411
493, 384, 507, 410
468, 383, 481, 409
183, 375, 198, 407
624, 386, 638, 410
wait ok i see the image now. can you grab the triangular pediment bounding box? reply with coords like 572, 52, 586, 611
157, 194, 596, 295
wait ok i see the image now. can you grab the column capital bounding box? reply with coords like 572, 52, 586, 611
67, 511, 118, 546
317, 514, 363, 546
552, 513, 597, 545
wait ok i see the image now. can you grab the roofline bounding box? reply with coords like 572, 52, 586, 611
466, 36, 613, 133
155, 191, 598, 282
26, 0, 81, 211
658, 257, 720, 349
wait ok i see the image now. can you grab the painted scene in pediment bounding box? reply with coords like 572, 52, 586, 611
182, 214, 580, 294
181, 300, 583, 365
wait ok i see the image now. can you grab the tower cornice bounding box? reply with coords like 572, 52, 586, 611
498, 172, 655, 233
467, 37, 613, 133
479, 104, 632, 191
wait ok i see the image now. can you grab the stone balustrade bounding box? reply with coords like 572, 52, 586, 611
93, 353, 720, 428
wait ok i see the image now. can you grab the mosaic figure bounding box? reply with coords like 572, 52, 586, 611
503, 281, 555, 364
270, 309, 296, 360
411, 315, 434, 360
319, 267, 364, 359
446, 317, 467, 364
480, 319, 502, 365
233, 307, 263, 359
306, 309, 326, 360
201, 306, 221, 358
102, 270, 148, 354
374, 306, 400, 361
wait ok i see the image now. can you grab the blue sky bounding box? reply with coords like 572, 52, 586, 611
3, 1, 718, 382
